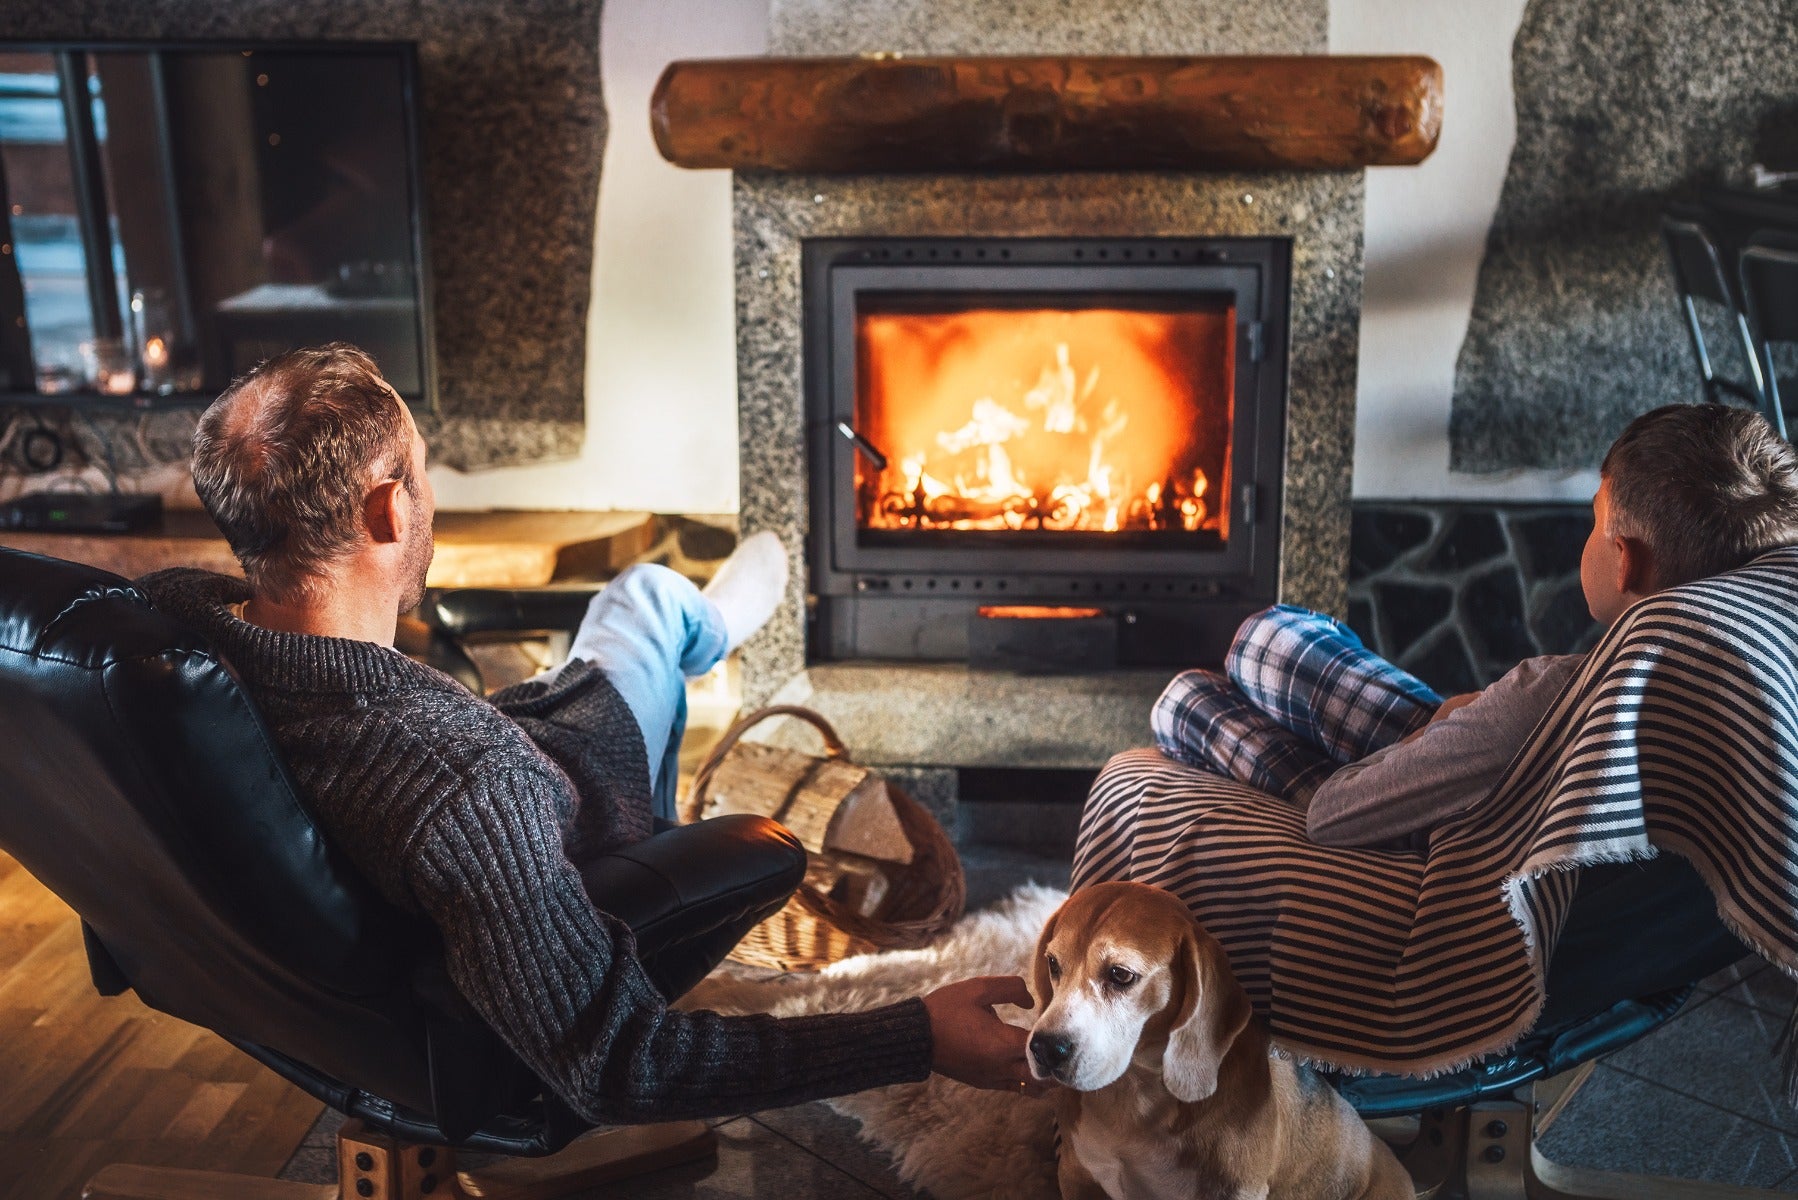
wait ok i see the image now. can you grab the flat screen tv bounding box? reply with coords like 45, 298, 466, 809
0, 41, 434, 409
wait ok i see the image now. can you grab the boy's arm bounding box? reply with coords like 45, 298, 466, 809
1398, 689, 1483, 744
1305, 655, 1583, 849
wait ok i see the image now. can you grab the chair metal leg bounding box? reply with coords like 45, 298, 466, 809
82, 1116, 717, 1200
1383, 1073, 1787, 1200
1386, 1107, 1465, 1200
1528, 1061, 1595, 1140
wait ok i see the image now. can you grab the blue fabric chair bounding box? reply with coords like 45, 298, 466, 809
1077, 548, 1798, 1197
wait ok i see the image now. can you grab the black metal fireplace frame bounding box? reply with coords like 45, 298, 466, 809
802, 236, 1291, 666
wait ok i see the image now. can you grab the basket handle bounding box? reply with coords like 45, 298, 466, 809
688, 704, 849, 816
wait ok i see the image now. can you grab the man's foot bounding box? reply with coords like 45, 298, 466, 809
704, 531, 789, 652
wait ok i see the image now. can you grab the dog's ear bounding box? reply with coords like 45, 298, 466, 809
1030, 909, 1061, 1011
1162, 926, 1252, 1103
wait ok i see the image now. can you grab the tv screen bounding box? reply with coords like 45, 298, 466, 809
0, 42, 433, 408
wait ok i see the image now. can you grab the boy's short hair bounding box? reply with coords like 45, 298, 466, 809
1601, 403, 1798, 589
192, 344, 414, 602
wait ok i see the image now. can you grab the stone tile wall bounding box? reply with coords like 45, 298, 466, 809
1345, 500, 1598, 695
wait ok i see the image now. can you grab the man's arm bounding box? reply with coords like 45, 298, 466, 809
489, 661, 656, 855
1305, 655, 1584, 849
406, 763, 1033, 1122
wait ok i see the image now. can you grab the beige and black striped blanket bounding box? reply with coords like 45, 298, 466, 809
1075, 547, 1798, 1075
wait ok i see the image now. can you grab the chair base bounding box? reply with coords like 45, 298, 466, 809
1390, 1067, 1779, 1200
82, 1117, 717, 1200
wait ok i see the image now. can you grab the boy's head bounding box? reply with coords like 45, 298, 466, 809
1582, 403, 1798, 627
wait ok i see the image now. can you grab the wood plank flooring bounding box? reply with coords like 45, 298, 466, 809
0, 851, 322, 1200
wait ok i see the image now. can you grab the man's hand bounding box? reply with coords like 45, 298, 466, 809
922, 976, 1053, 1094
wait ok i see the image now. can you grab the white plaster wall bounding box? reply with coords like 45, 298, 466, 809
425, 1, 1596, 513
426, 0, 764, 513
1334, 0, 1598, 502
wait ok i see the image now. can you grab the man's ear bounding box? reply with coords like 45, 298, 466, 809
1162, 929, 1251, 1104
1030, 911, 1060, 1012
363, 479, 406, 546
1615, 534, 1656, 598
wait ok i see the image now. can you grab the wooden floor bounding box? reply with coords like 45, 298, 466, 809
0, 851, 322, 1200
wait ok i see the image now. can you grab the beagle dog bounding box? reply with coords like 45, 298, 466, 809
1028, 882, 1412, 1200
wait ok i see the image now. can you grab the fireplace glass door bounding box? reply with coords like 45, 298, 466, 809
804, 238, 1290, 665
855, 300, 1235, 548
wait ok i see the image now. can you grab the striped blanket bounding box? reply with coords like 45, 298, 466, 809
1074, 546, 1798, 1076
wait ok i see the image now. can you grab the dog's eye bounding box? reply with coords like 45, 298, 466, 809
1106, 965, 1138, 988
1046, 953, 1061, 980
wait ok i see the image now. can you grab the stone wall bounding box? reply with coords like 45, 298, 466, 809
1449, 0, 1798, 470
0, 0, 604, 471
769, 0, 1325, 55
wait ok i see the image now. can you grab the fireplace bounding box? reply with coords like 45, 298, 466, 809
804, 237, 1290, 667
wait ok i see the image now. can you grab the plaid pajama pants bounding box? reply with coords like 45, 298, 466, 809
1150, 605, 1444, 805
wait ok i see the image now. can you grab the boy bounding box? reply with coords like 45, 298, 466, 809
1154, 403, 1798, 850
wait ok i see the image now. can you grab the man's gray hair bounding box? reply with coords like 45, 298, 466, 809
1601, 403, 1798, 590
192, 344, 414, 602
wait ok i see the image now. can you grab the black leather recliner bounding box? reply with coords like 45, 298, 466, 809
0, 546, 806, 1195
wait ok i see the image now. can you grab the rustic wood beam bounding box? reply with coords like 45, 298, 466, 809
652, 55, 1442, 174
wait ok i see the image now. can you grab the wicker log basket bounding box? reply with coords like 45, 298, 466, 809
686, 705, 965, 972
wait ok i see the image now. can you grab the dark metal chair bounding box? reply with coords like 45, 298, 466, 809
1739, 233, 1798, 439
1660, 209, 1775, 431
0, 547, 805, 1200
1333, 856, 1752, 1198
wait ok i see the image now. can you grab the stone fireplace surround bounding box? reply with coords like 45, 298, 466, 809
722, 0, 1378, 806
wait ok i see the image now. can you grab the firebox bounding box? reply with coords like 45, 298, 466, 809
803, 237, 1291, 668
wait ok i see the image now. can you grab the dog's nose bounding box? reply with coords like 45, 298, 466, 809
1030, 1032, 1075, 1071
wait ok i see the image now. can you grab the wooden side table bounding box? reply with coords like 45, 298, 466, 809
0, 509, 659, 587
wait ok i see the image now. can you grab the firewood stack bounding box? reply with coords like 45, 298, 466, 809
686, 706, 964, 969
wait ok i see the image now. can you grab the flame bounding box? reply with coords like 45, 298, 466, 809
855, 307, 1235, 536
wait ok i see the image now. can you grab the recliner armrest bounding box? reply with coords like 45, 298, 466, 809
578, 815, 806, 950
425, 587, 603, 639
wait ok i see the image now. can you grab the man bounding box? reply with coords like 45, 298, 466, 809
141, 343, 1038, 1124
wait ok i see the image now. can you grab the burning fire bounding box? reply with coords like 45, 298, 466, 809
855, 307, 1234, 536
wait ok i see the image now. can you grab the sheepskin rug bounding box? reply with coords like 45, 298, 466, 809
679, 885, 1067, 1200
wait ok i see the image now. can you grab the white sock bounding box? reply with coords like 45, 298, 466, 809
703, 531, 789, 652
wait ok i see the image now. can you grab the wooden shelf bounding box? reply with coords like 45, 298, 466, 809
0, 509, 659, 588
652, 55, 1441, 174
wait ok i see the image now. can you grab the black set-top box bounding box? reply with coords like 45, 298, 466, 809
2, 493, 163, 534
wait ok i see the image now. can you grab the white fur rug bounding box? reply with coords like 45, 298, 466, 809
680, 885, 1067, 1200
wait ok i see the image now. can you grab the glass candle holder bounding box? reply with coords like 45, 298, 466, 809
131, 288, 177, 394
34, 342, 86, 394
86, 337, 137, 395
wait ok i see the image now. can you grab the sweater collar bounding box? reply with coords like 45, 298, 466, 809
141, 568, 464, 697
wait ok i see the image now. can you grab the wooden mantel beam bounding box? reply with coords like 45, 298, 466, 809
651, 55, 1442, 174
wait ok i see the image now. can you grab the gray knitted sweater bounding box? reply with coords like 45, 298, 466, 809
139, 569, 932, 1123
